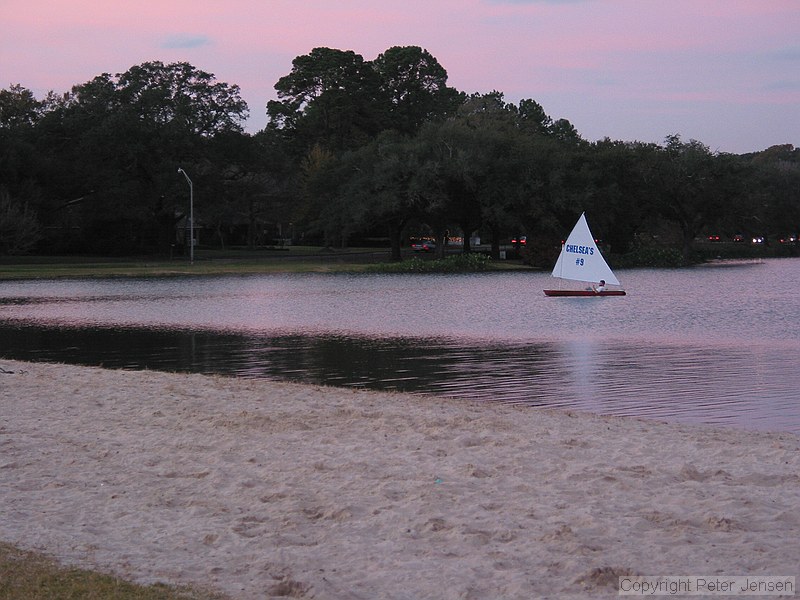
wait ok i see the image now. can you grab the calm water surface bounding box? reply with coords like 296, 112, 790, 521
1, 258, 798, 433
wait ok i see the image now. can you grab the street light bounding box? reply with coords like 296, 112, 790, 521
177, 167, 193, 264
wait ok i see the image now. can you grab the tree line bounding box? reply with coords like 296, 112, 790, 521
1, 46, 798, 265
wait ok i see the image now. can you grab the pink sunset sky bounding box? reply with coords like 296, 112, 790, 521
2, 0, 798, 154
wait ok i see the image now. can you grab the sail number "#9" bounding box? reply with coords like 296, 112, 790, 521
566, 244, 594, 268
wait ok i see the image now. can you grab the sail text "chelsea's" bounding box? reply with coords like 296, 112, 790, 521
565, 244, 594, 256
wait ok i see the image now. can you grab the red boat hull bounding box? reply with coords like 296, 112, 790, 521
543, 290, 627, 297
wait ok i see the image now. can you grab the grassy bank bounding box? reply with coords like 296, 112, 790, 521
0, 542, 226, 600
0, 247, 386, 279
0, 247, 530, 280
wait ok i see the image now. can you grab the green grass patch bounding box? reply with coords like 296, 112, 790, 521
0, 248, 530, 280
0, 247, 389, 280
0, 260, 358, 279
0, 542, 226, 600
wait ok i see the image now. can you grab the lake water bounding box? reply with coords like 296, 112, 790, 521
1, 258, 799, 434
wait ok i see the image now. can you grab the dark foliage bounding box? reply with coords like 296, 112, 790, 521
1, 50, 797, 259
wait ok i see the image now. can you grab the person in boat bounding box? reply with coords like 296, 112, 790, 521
593, 280, 606, 293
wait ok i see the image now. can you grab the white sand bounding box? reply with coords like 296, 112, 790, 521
1, 359, 798, 599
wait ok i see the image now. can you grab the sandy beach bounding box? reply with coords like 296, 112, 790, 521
1, 359, 798, 599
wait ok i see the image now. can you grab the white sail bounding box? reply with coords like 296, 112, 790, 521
551, 213, 620, 286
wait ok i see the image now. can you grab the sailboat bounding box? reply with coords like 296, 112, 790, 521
543, 213, 626, 297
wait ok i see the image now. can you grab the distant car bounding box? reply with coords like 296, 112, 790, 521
511, 236, 527, 246
751, 236, 765, 244
733, 234, 745, 243
707, 235, 721, 242
411, 240, 436, 252
779, 235, 797, 244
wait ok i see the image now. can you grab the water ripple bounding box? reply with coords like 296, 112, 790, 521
2, 260, 800, 434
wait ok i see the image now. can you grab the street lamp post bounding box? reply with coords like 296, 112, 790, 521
177, 168, 194, 264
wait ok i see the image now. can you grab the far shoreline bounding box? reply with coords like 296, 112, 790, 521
1, 243, 792, 280
0, 247, 532, 280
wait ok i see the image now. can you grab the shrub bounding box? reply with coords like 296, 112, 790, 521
368, 253, 493, 273
611, 247, 685, 268
0, 189, 42, 255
